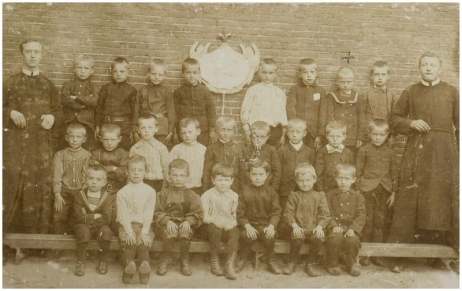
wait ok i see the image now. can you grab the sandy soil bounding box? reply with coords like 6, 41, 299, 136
2, 251, 459, 288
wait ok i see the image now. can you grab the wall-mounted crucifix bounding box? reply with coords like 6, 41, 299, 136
342, 51, 355, 63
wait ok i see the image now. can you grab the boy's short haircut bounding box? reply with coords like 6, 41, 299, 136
128, 154, 147, 169
298, 58, 317, 71
111, 57, 130, 70
250, 121, 270, 135
212, 163, 234, 178
260, 58, 278, 69
138, 113, 158, 126
148, 59, 166, 71
246, 158, 271, 174
86, 163, 107, 178
19, 39, 42, 53
419, 51, 442, 66
368, 119, 390, 133
169, 159, 190, 177
294, 163, 317, 179
66, 122, 87, 136
336, 67, 355, 79
287, 118, 307, 131
182, 58, 200, 72
216, 116, 236, 128
325, 121, 347, 135
370, 61, 390, 75
334, 163, 356, 177
179, 117, 200, 129
100, 123, 121, 137
74, 54, 95, 67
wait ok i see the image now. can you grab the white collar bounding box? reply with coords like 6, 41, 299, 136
22, 67, 40, 76
326, 144, 345, 153
219, 138, 230, 144
290, 141, 303, 150
421, 79, 440, 86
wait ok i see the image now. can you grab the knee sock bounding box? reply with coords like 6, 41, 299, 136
137, 244, 150, 263
77, 242, 88, 263
99, 240, 111, 261
123, 244, 137, 262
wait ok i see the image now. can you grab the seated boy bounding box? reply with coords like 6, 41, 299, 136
95, 57, 137, 151
241, 58, 288, 148
325, 67, 367, 155
129, 114, 170, 193
325, 164, 366, 277
173, 58, 217, 146
60, 54, 98, 151
287, 58, 327, 150
314, 121, 355, 193
236, 159, 282, 275
277, 118, 316, 210
52, 123, 91, 235
282, 163, 330, 276
117, 155, 156, 284
154, 159, 204, 276
241, 121, 282, 191
356, 119, 398, 267
203, 116, 244, 193
73, 164, 115, 276
135, 59, 175, 148
169, 118, 207, 194
201, 163, 240, 280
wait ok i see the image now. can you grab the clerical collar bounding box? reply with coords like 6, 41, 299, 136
421, 79, 440, 86
290, 141, 303, 150
22, 68, 40, 76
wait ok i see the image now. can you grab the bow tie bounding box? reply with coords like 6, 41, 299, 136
326, 144, 344, 153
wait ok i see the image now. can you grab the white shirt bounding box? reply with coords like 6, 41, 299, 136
169, 142, 207, 188
201, 187, 239, 230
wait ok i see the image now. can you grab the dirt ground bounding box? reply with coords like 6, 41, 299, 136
2, 250, 459, 288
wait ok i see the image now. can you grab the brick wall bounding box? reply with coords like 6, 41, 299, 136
3, 3, 459, 156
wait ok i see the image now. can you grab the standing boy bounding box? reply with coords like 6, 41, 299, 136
241, 59, 288, 148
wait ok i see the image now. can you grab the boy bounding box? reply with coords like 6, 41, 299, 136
73, 164, 115, 276
95, 57, 137, 151
154, 159, 204, 276
236, 159, 282, 274
241, 59, 288, 148
277, 118, 316, 210
324, 67, 367, 154
203, 116, 243, 193
201, 163, 239, 280
52, 123, 91, 235
61, 54, 98, 151
3, 39, 60, 234
356, 119, 398, 267
169, 118, 207, 194
129, 114, 170, 193
135, 59, 175, 147
363, 61, 398, 146
241, 121, 282, 191
282, 164, 330, 276
173, 58, 217, 146
315, 121, 355, 193
287, 58, 327, 150
117, 155, 156, 284
325, 164, 366, 277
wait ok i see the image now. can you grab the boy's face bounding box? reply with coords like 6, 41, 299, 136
336, 71, 355, 94
128, 161, 146, 184
296, 172, 316, 192
419, 56, 441, 82
299, 64, 318, 86
326, 128, 346, 148
180, 123, 200, 144
287, 123, 307, 144
22, 42, 42, 70
148, 65, 166, 85
258, 63, 278, 84
212, 175, 234, 193
248, 166, 269, 187
217, 122, 235, 142
138, 118, 158, 141
86, 169, 107, 192
369, 126, 389, 147
100, 131, 122, 152
182, 64, 200, 86
112, 63, 129, 83
74, 60, 94, 81
335, 169, 356, 192
65, 128, 87, 150
169, 168, 188, 188
370, 66, 390, 88
251, 129, 269, 147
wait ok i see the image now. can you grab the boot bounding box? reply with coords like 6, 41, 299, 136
210, 251, 224, 276
225, 252, 237, 280
266, 240, 281, 275
179, 239, 192, 276
156, 253, 171, 276
123, 260, 136, 284
283, 240, 301, 275
139, 261, 151, 284
305, 263, 320, 277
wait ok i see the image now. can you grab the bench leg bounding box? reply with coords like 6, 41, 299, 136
15, 248, 26, 265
